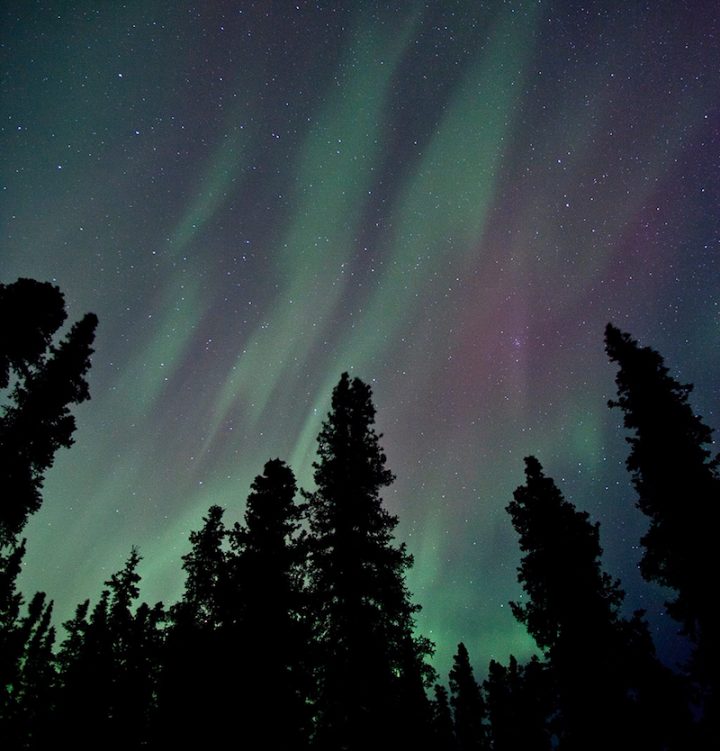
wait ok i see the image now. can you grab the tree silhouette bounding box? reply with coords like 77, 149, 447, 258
5, 298, 712, 750
0, 585, 56, 749
306, 372, 434, 750
105, 548, 163, 748
53, 600, 90, 724
223, 459, 311, 750
0, 277, 66, 389
55, 549, 162, 750
606, 323, 719, 739
175, 504, 227, 629
0, 278, 96, 747
448, 642, 487, 751
484, 655, 552, 751
0, 540, 27, 733
16, 592, 56, 749
431, 683, 457, 751
0, 278, 97, 544
156, 505, 228, 748
507, 456, 682, 750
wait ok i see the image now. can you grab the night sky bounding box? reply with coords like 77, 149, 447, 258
2, 1, 719, 677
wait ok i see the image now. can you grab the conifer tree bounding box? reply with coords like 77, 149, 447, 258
0, 277, 67, 388
0, 540, 26, 726
508, 456, 681, 750
54, 599, 93, 743
105, 548, 163, 748
16, 592, 56, 749
0, 586, 56, 749
55, 550, 162, 750
0, 278, 97, 747
605, 323, 719, 737
449, 642, 487, 751
306, 372, 434, 750
0, 278, 97, 545
157, 505, 228, 748
175, 504, 227, 629
57, 589, 115, 748
484, 655, 552, 751
224, 459, 311, 750
431, 683, 457, 751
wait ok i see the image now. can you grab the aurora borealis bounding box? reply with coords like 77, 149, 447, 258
2, 1, 719, 677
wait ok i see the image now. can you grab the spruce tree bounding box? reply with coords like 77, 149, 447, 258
0, 586, 56, 749
16, 593, 56, 749
448, 642, 487, 751
105, 548, 163, 749
157, 505, 228, 748
306, 372, 433, 750
175, 504, 227, 629
224, 459, 310, 750
55, 550, 162, 750
0, 277, 66, 389
508, 456, 680, 750
484, 656, 552, 751
0, 278, 96, 747
431, 683, 457, 751
605, 322, 719, 736
55, 600, 94, 744
0, 540, 26, 728
0, 278, 97, 545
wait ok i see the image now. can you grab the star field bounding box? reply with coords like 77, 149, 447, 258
2, 1, 719, 676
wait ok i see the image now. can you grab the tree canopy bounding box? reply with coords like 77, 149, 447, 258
606, 323, 719, 744
2, 283, 717, 750
306, 372, 434, 750
0, 278, 97, 544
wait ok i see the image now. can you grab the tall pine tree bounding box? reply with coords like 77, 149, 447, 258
431, 683, 457, 751
606, 322, 719, 740
0, 587, 56, 749
448, 642, 487, 751
508, 456, 682, 750
484, 655, 552, 751
0, 278, 96, 746
306, 373, 433, 750
55, 549, 163, 751
224, 458, 311, 750
156, 505, 228, 748
0, 278, 97, 545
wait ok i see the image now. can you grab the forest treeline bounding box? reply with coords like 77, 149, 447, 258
0, 277, 718, 750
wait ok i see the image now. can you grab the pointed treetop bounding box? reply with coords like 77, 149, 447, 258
507, 456, 625, 653
604, 321, 720, 678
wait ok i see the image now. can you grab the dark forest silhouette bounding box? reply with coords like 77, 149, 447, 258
1, 278, 718, 750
